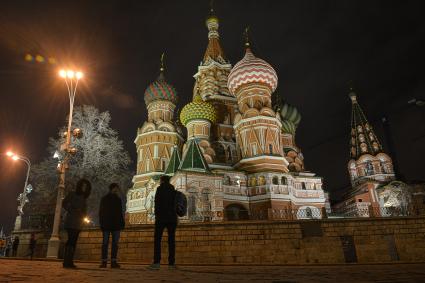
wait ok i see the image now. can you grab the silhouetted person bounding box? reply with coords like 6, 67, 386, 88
62, 178, 91, 268
29, 233, 36, 259
99, 183, 125, 268
12, 236, 19, 257
149, 175, 177, 270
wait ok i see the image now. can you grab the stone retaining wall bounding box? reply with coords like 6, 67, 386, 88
74, 217, 425, 264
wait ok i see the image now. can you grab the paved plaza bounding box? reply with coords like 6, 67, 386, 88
0, 259, 425, 282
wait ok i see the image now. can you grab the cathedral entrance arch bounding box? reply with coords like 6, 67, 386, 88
224, 203, 249, 221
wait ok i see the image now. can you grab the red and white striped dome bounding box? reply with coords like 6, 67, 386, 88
228, 48, 278, 95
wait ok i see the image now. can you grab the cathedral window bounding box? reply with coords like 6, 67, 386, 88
139, 148, 143, 161
366, 162, 374, 175
302, 182, 307, 190
154, 145, 159, 158
223, 176, 230, 185
272, 176, 279, 185
188, 194, 197, 218
258, 176, 266, 186
281, 177, 287, 185
269, 144, 273, 154
146, 159, 150, 172
161, 159, 168, 170
305, 207, 312, 218
249, 177, 257, 187
251, 144, 257, 156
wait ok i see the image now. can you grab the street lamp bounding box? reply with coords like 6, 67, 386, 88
5, 151, 32, 231
46, 68, 84, 258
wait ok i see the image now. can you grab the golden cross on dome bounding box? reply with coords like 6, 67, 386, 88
244, 26, 250, 48
160, 52, 165, 72
348, 80, 354, 92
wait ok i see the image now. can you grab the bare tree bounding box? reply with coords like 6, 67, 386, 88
26, 105, 133, 225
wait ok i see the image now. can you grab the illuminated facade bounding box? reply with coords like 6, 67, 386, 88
126, 10, 327, 224
334, 89, 412, 216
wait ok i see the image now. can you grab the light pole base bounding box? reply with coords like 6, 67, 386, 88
14, 215, 22, 231
46, 237, 61, 258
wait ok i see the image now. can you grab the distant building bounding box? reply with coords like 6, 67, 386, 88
126, 9, 328, 224
333, 89, 414, 216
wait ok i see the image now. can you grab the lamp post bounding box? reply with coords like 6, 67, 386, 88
46, 69, 83, 258
6, 151, 32, 231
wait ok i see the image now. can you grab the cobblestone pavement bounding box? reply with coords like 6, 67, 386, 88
1, 259, 425, 282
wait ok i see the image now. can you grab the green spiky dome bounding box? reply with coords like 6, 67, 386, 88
279, 102, 301, 135
180, 95, 217, 126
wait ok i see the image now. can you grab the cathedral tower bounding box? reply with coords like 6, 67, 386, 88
133, 56, 184, 186
347, 89, 395, 186
193, 7, 238, 166
180, 94, 217, 164
228, 35, 288, 173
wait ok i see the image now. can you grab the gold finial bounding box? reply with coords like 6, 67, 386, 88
348, 80, 357, 103
348, 80, 354, 92
160, 52, 165, 72
244, 26, 250, 48
210, 0, 214, 13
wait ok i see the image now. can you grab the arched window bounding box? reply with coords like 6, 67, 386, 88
146, 159, 150, 172
269, 144, 273, 154
305, 207, 312, 218
281, 176, 287, 185
272, 176, 279, 185
223, 176, 230, 185
302, 182, 306, 190
161, 159, 168, 170
366, 161, 374, 175
249, 177, 257, 187
258, 176, 266, 186
188, 194, 197, 218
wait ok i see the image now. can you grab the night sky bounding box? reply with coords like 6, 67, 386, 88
1, 0, 424, 232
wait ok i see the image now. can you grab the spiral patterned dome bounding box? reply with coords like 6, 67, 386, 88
180, 94, 217, 126
144, 72, 178, 106
228, 48, 278, 95
279, 102, 301, 135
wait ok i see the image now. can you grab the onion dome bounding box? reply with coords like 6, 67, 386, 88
279, 102, 301, 135
144, 54, 178, 106
228, 36, 278, 95
180, 94, 217, 126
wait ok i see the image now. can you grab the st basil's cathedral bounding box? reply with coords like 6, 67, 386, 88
125, 8, 413, 224
126, 9, 328, 224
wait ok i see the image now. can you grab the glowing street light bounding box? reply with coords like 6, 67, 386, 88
4, 150, 32, 231
47, 68, 84, 258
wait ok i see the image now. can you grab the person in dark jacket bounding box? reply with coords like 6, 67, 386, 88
62, 178, 91, 268
149, 175, 178, 270
99, 183, 125, 268
12, 236, 19, 257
